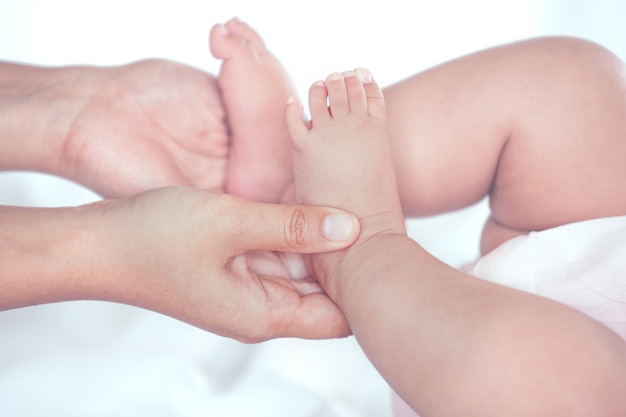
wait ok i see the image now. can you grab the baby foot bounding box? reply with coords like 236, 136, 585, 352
210, 18, 296, 203
286, 69, 406, 246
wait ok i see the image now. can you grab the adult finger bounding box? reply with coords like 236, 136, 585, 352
279, 292, 352, 339
226, 199, 360, 254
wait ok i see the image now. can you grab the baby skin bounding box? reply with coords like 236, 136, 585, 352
286, 69, 406, 293
210, 18, 296, 203
287, 70, 405, 238
213, 20, 626, 258
286, 71, 626, 416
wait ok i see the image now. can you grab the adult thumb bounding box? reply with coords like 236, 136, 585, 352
230, 200, 360, 254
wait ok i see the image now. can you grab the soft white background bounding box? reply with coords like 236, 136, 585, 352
0, 1, 624, 416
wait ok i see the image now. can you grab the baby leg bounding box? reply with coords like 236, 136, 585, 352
210, 18, 296, 203
286, 69, 405, 253
383, 37, 626, 252
287, 67, 626, 417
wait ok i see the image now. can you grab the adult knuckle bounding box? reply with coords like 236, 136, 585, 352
285, 207, 308, 249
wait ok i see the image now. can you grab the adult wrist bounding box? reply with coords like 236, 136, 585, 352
0, 201, 112, 309
0, 62, 96, 175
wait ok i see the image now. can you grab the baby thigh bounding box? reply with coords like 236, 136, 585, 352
384, 37, 626, 249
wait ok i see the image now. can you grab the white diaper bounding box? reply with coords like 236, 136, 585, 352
394, 215, 626, 416
465, 215, 626, 339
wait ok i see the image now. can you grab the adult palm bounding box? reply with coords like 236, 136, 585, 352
60, 59, 229, 197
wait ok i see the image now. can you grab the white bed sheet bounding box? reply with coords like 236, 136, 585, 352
0, 302, 389, 417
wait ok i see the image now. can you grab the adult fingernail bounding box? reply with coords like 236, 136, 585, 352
323, 213, 356, 242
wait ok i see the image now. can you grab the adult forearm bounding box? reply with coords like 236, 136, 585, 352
0, 203, 110, 309
0, 61, 90, 174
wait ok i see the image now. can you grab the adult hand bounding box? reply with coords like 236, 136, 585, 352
0, 59, 228, 197
95, 187, 360, 342
61, 59, 229, 197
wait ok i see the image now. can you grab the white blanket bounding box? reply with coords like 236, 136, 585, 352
467, 215, 626, 340
0, 301, 393, 417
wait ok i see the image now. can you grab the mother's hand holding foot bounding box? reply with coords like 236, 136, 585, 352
0, 186, 360, 341
0, 32, 361, 341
